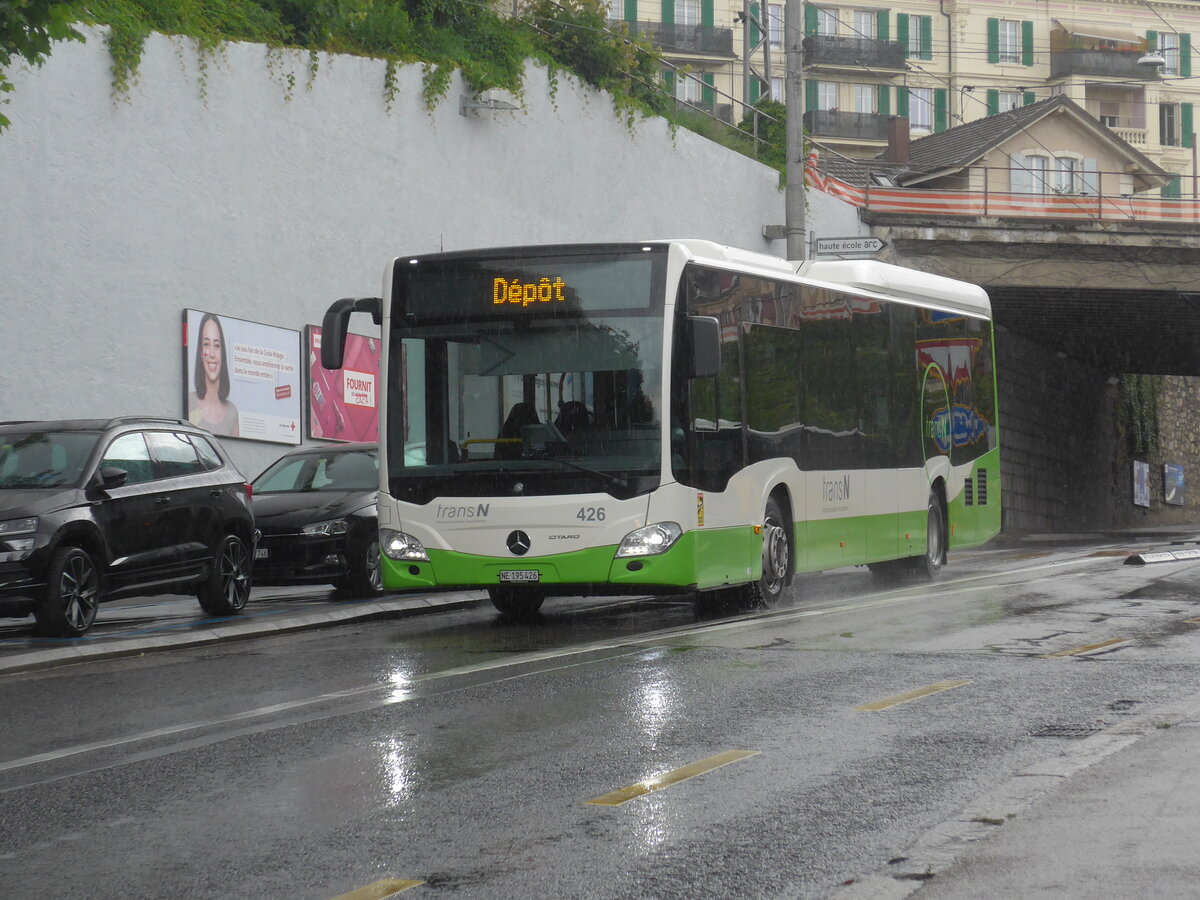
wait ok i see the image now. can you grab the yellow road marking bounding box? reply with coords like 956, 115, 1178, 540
855, 680, 970, 711
1042, 637, 1130, 658
332, 879, 424, 899
585, 750, 759, 807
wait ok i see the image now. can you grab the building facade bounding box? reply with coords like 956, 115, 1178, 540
608, 1, 1200, 195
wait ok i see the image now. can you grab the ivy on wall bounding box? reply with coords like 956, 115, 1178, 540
1118, 373, 1164, 459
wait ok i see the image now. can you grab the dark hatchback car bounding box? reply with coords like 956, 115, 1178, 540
0, 417, 256, 636
250, 443, 382, 596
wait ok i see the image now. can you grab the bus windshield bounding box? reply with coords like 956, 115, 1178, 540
388, 248, 668, 503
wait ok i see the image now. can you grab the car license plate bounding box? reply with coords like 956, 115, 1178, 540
499, 570, 539, 583
255, 547, 269, 560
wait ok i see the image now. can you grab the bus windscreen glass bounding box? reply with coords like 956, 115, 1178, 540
388, 248, 668, 503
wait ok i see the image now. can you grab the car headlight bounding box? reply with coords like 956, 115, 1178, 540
380, 528, 429, 562
301, 518, 348, 537
0, 517, 37, 537
616, 522, 682, 558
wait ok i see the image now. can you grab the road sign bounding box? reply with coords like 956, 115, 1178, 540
813, 236, 887, 256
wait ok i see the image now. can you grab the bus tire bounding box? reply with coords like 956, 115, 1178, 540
913, 490, 946, 580
488, 586, 545, 618
741, 496, 792, 609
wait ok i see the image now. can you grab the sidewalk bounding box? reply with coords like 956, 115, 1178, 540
0, 589, 481, 676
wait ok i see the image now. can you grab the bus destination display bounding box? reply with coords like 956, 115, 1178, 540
492, 275, 567, 307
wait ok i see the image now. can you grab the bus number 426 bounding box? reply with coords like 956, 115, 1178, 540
577, 507, 606, 521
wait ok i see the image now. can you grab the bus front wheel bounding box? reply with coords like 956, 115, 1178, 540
741, 496, 792, 608
488, 586, 545, 618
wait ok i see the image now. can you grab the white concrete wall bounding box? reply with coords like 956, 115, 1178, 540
0, 28, 820, 476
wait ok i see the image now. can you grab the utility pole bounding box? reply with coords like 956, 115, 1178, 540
785, 0, 807, 260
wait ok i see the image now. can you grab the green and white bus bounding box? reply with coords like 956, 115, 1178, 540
321, 240, 1000, 615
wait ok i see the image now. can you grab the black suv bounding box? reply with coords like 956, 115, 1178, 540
0, 417, 256, 636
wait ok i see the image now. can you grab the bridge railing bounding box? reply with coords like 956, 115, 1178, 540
805, 160, 1200, 224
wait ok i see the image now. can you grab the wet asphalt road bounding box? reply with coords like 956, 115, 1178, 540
2, 537, 1200, 898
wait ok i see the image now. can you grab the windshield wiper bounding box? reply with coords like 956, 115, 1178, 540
532, 457, 630, 492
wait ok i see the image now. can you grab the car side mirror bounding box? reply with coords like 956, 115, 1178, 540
321, 297, 382, 370
97, 466, 128, 490
688, 316, 721, 379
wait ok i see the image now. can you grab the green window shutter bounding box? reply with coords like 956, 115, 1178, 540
661, 0, 673, 26
751, 2, 761, 45
987, 89, 999, 116
1022, 20, 1034, 66
701, 0, 713, 29
1146, 30, 1157, 52
877, 83, 890, 116
897, 14, 909, 55
663, 67, 674, 91
751, 78, 761, 104
702, 72, 714, 105
934, 88, 948, 131
920, 16, 933, 59
806, 79, 818, 110
1024, 91, 1036, 106
877, 10, 889, 42
624, 0, 637, 20
1182, 34, 1192, 77
897, 86, 909, 117
805, 4, 818, 35
1183, 103, 1194, 147
987, 18, 1000, 63
1164, 175, 1182, 198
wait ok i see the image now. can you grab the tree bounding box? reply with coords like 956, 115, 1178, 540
0, 0, 84, 130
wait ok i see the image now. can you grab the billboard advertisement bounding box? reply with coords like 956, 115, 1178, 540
307, 325, 381, 443
183, 309, 302, 445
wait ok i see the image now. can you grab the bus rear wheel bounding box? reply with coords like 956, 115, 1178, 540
488, 586, 545, 618
741, 496, 792, 609
913, 490, 946, 580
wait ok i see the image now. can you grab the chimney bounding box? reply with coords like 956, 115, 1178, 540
886, 116, 910, 164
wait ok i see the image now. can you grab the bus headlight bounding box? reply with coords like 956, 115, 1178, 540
616, 522, 682, 558
380, 528, 429, 562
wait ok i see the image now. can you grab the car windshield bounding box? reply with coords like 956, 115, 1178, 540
0, 431, 100, 488
253, 449, 378, 493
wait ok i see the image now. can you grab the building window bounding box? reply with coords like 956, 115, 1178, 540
771, 76, 784, 101
1162, 103, 1180, 146
604, 0, 623, 19
997, 91, 1021, 112
909, 87, 932, 131
1160, 32, 1180, 75
676, 72, 701, 103
853, 83, 877, 114
1055, 158, 1078, 193
768, 3, 783, 48
816, 81, 839, 110
675, 0, 698, 27
999, 20, 1021, 63
816, 7, 838, 36
853, 10, 876, 40
1012, 153, 1050, 193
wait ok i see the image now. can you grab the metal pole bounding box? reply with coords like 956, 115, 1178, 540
742, 1, 752, 119
762, 5, 772, 101
785, 0, 807, 260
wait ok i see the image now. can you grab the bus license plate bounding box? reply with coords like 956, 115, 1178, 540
499, 570, 540, 583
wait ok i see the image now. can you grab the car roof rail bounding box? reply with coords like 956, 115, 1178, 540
104, 416, 192, 428
0, 420, 35, 426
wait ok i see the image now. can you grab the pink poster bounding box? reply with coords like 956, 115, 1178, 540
307, 325, 381, 443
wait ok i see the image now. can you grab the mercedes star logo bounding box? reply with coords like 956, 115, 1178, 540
506, 530, 531, 556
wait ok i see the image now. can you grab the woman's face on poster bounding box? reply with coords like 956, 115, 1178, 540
201, 318, 224, 384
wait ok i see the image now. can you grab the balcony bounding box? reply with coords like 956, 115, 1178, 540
804, 109, 890, 142
624, 21, 735, 57
675, 98, 735, 123
802, 35, 906, 72
1051, 49, 1160, 80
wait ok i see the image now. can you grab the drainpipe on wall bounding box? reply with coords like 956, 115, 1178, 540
940, 0, 953, 124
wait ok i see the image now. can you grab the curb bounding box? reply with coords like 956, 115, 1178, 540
0, 592, 481, 676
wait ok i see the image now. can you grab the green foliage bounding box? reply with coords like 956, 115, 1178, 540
0, 0, 85, 130
739, 99, 787, 174
1119, 373, 1164, 459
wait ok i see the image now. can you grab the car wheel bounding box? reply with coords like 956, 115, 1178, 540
488, 586, 545, 618
35, 546, 101, 637
912, 490, 946, 580
740, 496, 792, 609
197, 534, 252, 616
340, 538, 384, 597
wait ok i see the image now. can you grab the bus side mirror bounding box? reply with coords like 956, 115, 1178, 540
321, 297, 382, 370
688, 316, 721, 379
